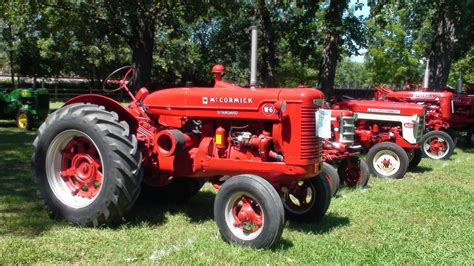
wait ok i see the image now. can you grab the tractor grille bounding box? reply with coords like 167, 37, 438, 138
415, 111, 426, 141
300, 107, 320, 159
339, 115, 355, 143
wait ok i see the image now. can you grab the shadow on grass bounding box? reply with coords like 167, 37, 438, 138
408, 166, 433, 173
287, 213, 350, 235
0, 127, 55, 237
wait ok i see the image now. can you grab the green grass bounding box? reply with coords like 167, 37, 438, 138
0, 124, 473, 264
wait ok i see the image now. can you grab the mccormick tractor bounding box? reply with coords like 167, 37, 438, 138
0, 86, 49, 129
330, 98, 425, 179
32, 64, 333, 249
319, 108, 369, 196
374, 86, 455, 160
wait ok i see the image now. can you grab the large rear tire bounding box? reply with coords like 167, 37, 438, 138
33, 103, 143, 226
321, 162, 340, 197
282, 174, 331, 223
338, 156, 369, 187
367, 142, 409, 179
421, 130, 454, 160
214, 174, 284, 249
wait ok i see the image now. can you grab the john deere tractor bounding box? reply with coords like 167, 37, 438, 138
0, 86, 49, 130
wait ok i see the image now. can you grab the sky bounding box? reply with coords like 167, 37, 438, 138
349, 0, 370, 63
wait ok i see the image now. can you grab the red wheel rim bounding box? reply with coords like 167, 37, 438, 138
428, 138, 445, 155
60, 137, 103, 199
340, 157, 363, 186
232, 195, 263, 233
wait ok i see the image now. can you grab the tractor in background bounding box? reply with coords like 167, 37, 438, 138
330, 97, 425, 179
451, 81, 474, 146
374, 86, 455, 160
319, 108, 369, 196
0, 85, 49, 130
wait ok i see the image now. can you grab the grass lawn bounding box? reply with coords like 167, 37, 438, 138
0, 123, 473, 264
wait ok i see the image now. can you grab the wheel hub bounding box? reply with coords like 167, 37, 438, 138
60, 137, 103, 199
283, 180, 315, 214
233, 196, 262, 233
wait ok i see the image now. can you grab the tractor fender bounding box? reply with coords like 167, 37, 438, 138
64, 94, 138, 132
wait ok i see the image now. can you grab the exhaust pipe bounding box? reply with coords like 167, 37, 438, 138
250, 25, 258, 88
456, 71, 463, 92
422, 59, 430, 90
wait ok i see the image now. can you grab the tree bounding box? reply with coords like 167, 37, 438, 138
318, 0, 349, 94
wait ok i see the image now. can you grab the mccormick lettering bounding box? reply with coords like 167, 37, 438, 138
209, 97, 253, 104
367, 108, 401, 114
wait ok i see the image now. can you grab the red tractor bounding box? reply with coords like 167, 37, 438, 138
451, 82, 474, 146
32, 64, 333, 249
320, 108, 369, 196
330, 98, 425, 179
374, 86, 455, 160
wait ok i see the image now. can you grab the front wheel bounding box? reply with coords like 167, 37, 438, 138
282, 174, 331, 223
321, 162, 340, 197
214, 174, 284, 249
407, 148, 423, 170
337, 156, 369, 187
33, 103, 143, 226
16, 110, 33, 130
466, 127, 474, 147
421, 130, 454, 160
367, 142, 409, 179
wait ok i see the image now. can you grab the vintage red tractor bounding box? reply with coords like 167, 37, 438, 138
32, 64, 333, 249
451, 82, 474, 146
330, 98, 425, 179
319, 108, 369, 196
374, 86, 455, 160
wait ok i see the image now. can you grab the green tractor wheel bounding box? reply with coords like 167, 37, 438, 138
16, 110, 33, 130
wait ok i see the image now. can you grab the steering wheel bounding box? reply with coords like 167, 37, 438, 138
102, 66, 137, 93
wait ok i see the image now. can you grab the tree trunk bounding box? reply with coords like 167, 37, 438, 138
129, 12, 155, 89
256, 0, 277, 87
428, 7, 457, 91
318, 0, 348, 95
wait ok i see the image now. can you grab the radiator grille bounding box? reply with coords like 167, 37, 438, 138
415, 111, 426, 141
300, 107, 320, 159
339, 115, 355, 143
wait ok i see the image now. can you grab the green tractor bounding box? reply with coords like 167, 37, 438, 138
0, 85, 49, 130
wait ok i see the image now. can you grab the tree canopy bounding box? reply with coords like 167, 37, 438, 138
0, 0, 472, 90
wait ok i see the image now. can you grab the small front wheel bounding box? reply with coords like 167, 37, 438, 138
16, 110, 33, 130
214, 174, 284, 249
282, 174, 331, 223
367, 142, 409, 179
338, 156, 369, 187
421, 130, 454, 160
407, 148, 423, 170
467, 127, 474, 147
321, 162, 340, 196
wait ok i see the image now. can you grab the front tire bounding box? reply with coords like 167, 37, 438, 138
16, 110, 33, 130
407, 148, 423, 169
421, 130, 454, 160
321, 162, 340, 197
466, 127, 474, 147
214, 174, 284, 249
33, 103, 143, 226
282, 174, 331, 223
367, 142, 409, 179
337, 156, 369, 187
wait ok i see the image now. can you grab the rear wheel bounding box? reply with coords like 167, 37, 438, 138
407, 148, 423, 169
338, 156, 369, 187
367, 142, 409, 179
16, 110, 33, 130
321, 162, 340, 197
282, 174, 331, 223
214, 174, 284, 249
421, 130, 454, 160
33, 103, 143, 226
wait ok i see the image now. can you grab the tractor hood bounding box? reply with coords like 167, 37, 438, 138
143, 80, 324, 120
386, 90, 453, 102
335, 99, 425, 116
